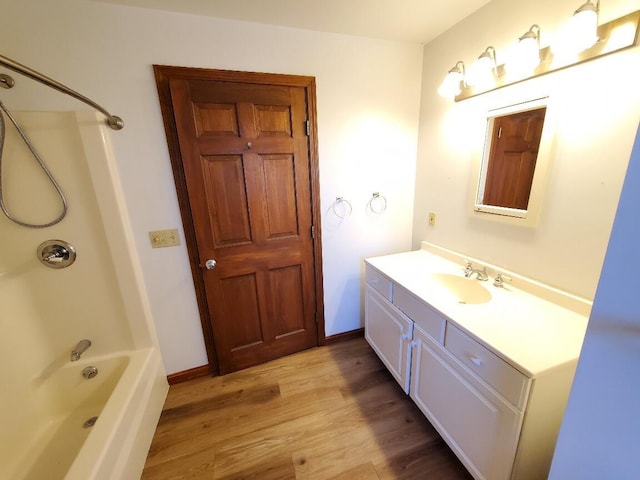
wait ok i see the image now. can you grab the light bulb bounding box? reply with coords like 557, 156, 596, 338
569, 9, 598, 50
437, 71, 462, 98
437, 63, 465, 98
555, 2, 599, 58
507, 24, 542, 78
466, 48, 497, 90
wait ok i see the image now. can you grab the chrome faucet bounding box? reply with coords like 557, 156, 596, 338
493, 272, 512, 288
71, 339, 91, 361
464, 261, 489, 281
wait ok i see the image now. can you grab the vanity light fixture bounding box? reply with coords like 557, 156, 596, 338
441, 4, 640, 102
437, 61, 466, 98
510, 24, 542, 75
466, 46, 499, 88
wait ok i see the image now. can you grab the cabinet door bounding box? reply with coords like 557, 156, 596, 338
410, 325, 522, 480
365, 285, 413, 393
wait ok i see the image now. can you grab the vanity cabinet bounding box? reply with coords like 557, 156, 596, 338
364, 285, 413, 393
410, 324, 522, 480
364, 261, 579, 480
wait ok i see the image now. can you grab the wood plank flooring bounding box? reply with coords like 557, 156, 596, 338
142, 338, 472, 480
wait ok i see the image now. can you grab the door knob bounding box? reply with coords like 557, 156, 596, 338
204, 259, 217, 270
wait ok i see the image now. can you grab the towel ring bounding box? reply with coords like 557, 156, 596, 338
331, 197, 353, 218
367, 192, 387, 214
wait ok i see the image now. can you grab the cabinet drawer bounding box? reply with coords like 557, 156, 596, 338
445, 324, 529, 409
366, 265, 393, 301
393, 285, 445, 343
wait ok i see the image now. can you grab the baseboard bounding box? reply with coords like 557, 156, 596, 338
167, 364, 210, 385
167, 331, 365, 383
325, 328, 364, 345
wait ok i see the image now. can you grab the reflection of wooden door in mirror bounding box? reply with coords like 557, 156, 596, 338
483, 107, 546, 210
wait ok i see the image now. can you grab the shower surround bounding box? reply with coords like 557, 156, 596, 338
0, 110, 168, 479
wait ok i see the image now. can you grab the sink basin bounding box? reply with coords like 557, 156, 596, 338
429, 273, 492, 305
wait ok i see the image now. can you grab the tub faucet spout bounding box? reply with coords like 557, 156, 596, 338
71, 339, 91, 361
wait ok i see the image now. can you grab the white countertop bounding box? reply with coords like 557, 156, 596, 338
365, 247, 591, 377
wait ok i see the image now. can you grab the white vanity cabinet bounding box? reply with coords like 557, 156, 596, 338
364, 268, 413, 393
410, 324, 523, 480
364, 259, 582, 480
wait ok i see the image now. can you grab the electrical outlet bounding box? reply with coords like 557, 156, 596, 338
149, 228, 180, 248
428, 212, 437, 226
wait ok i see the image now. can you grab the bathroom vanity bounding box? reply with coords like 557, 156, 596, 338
364, 243, 590, 480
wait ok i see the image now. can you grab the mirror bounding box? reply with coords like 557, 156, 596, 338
473, 97, 554, 226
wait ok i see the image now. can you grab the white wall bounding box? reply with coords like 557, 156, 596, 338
0, 0, 423, 373
414, 0, 640, 299
549, 125, 640, 479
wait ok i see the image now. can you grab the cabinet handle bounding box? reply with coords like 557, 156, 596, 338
401, 333, 411, 341
469, 355, 483, 366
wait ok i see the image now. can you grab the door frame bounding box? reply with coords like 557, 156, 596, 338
153, 65, 326, 375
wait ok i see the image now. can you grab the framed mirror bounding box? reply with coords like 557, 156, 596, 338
473, 97, 555, 226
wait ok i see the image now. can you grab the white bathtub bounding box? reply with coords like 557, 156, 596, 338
3, 348, 167, 480
0, 111, 168, 478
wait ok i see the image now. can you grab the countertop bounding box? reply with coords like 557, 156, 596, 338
365, 247, 591, 377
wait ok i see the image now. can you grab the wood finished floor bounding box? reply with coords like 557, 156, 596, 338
142, 338, 472, 480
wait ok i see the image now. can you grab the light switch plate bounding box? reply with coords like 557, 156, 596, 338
149, 228, 180, 248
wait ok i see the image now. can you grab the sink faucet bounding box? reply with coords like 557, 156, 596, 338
493, 272, 512, 288
464, 261, 489, 281
71, 339, 91, 361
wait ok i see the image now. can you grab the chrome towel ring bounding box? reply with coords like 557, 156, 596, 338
331, 196, 353, 218
367, 192, 387, 214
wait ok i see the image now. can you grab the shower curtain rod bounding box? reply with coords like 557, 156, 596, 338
0, 53, 124, 130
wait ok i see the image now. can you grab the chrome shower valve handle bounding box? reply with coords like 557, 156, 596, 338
37, 240, 76, 269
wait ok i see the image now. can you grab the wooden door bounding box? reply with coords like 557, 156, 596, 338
154, 67, 324, 374
483, 107, 546, 210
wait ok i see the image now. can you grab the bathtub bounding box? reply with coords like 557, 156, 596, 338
3, 348, 167, 480
0, 111, 168, 478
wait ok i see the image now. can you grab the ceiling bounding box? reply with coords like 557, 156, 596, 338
93, 0, 492, 44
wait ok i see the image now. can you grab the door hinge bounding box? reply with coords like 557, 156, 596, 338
311, 225, 315, 238
305, 120, 310, 136
497, 126, 502, 139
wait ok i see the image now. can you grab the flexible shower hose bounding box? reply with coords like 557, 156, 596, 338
0, 100, 67, 228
